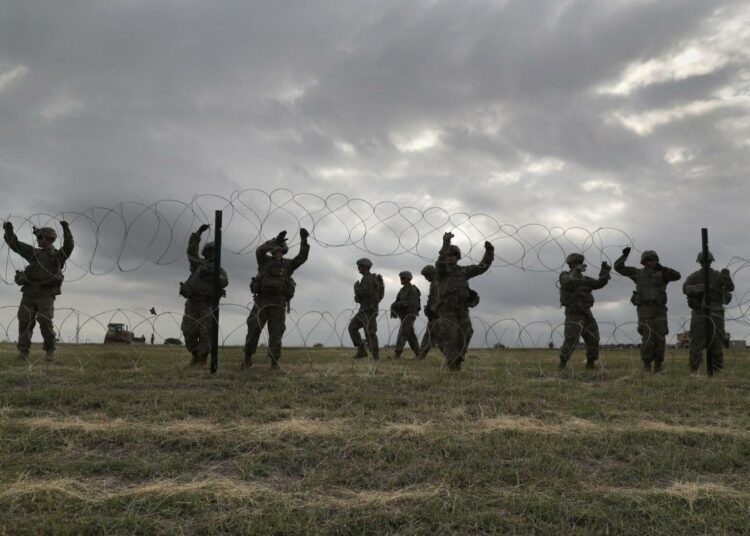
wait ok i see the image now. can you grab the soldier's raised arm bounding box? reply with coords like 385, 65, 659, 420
256, 232, 283, 262
614, 247, 638, 280
464, 241, 494, 279
3, 222, 34, 261
59, 221, 75, 260
720, 268, 735, 292
188, 224, 209, 270
585, 261, 611, 290
288, 228, 310, 273
655, 263, 680, 283
436, 232, 454, 276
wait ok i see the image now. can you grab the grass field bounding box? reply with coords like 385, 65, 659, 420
1, 343, 750, 535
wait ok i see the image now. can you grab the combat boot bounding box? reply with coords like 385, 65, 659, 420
45, 351, 55, 361
558, 357, 568, 370
391, 351, 402, 360
17, 352, 29, 360
584, 359, 596, 370
352, 345, 368, 359
196, 354, 208, 366
642, 362, 652, 373
653, 362, 664, 374
241, 355, 253, 369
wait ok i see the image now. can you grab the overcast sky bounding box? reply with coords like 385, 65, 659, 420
1, 0, 749, 350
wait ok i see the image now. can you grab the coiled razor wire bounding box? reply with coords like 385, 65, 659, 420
0, 305, 748, 380
2, 188, 641, 282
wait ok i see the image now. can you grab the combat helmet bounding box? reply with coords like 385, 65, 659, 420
399, 271, 413, 281
202, 242, 216, 257
356, 258, 373, 269
420, 265, 436, 277
696, 251, 715, 264
640, 250, 659, 264
446, 245, 461, 259
565, 253, 585, 266
33, 227, 57, 241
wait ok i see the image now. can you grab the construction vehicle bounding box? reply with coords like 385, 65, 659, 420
104, 323, 134, 344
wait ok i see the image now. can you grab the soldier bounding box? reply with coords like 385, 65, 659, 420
243, 229, 309, 369
614, 247, 681, 373
558, 253, 611, 370
435, 232, 494, 371
3, 221, 74, 360
682, 252, 734, 372
416, 264, 440, 360
179, 224, 228, 367
348, 258, 385, 360
390, 271, 421, 358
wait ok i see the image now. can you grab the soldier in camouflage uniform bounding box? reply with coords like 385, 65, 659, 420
435, 232, 494, 371
390, 271, 421, 358
682, 251, 734, 372
243, 229, 309, 369
3, 221, 74, 360
348, 258, 385, 360
558, 253, 611, 370
416, 265, 440, 360
615, 247, 681, 373
179, 224, 228, 367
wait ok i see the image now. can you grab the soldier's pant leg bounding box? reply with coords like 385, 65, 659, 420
637, 308, 656, 365
652, 312, 669, 365
182, 301, 202, 358
395, 317, 407, 354
458, 310, 473, 360
266, 303, 286, 365
581, 313, 600, 362
404, 315, 420, 355
35, 296, 56, 353
244, 302, 269, 359
688, 311, 705, 371
348, 311, 366, 348
559, 315, 583, 364
16, 294, 37, 354
190, 302, 214, 360
418, 319, 435, 358
438, 311, 463, 370
705, 312, 725, 370
365, 311, 379, 357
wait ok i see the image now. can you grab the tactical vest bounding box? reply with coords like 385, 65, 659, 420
355, 273, 384, 308
23, 248, 64, 294
633, 269, 666, 306
181, 262, 227, 301
437, 265, 472, 310
559, 272, 594, 309
254, 258, 295, 300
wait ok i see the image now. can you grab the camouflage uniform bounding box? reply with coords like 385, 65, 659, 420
244, 231, 309, 368
558, 254, 610, 369
615, 249, 681, 372
417, 265, 440, 359
682, 253, 734, 372
3, 222, 74, 357
348, 258, 384, 359
435, 233, 494, 370
390, 271, 421, 358
179, 227, 228, 366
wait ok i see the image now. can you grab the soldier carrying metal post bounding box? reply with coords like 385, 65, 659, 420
179, 224, 228, 367
682, 251, 734, 373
